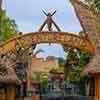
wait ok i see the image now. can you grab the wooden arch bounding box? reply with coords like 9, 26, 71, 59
0, 32, 94, 55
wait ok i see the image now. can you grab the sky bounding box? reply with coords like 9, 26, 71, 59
2, 0, 83, 59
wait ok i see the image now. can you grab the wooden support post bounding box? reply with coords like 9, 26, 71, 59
27, 47, 33, 91
95, 74, 100, 100
6, 84, 16, 100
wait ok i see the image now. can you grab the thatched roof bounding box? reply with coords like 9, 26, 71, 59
0, 64, 21, 84
70, 0, 100, 46
70, 0, 100, 76
81, 55, 100, 76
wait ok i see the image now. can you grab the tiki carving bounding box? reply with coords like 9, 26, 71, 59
39, 11, 61, 32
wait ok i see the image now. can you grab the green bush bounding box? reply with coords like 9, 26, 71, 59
49, 68, 63, 74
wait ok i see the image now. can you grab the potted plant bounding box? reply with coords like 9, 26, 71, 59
31, 72, 48, 100
49, 68, 64, 79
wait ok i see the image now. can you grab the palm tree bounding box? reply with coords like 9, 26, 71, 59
63, 47, 78, 80
85, 0, 100, 13
32, 49, 44, 58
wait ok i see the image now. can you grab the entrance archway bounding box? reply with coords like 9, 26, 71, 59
0, 31, 94, 100
0, 32, 94, 55
0, 0, 100, 99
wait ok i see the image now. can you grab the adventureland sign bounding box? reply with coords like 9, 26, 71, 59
0, 32, 94, 55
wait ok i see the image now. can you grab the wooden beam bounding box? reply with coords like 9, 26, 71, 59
6, 84, 16, 100
95, 74, 100, 100
0, 32, 94, 55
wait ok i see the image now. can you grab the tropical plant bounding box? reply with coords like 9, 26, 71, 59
58, 57, 65, 67
0, 10, 19, 43
32, 49, 44, 58
67, 49, 78, 61
49, 68, 63, 74
63, 47, 78, 80
40, 73, 48, 85
85, 0, 100, 12
32, 72, 48, 83
67, 49, 92, 84
64, 31, 92, 83
46, 56, 56, 60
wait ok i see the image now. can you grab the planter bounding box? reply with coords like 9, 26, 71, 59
67, 60, 77, 64
34, 94, 40, 100
21, 97, 32, 100
51, 73, 64, 79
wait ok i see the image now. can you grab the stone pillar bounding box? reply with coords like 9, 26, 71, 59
95, 74, 100, 100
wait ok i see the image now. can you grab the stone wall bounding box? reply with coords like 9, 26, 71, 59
30, 57, 59, 74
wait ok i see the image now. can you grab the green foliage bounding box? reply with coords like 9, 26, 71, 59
49, 68, 63, 74
85, 0, 100, 12
67, 49, 78, 61
65, 31, 92, 83
67, 49, 92, 84
32, 49, 44, 58
32, 72, 48, 85
58, 57, 65, 67
79, 31, 86, 38
0, 10, 19, 43
46, 56, 56, 60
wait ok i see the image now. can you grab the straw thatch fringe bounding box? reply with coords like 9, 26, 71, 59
0, 64, 21, 84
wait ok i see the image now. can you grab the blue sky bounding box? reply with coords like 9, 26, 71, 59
3, 0, 82, 59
